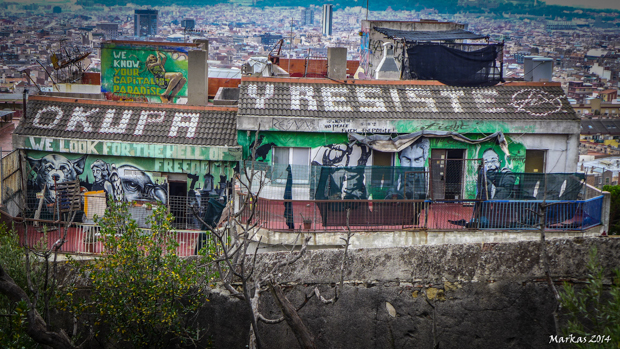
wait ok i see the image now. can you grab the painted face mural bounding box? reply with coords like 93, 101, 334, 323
482, 148, 501, 173
393, 138, 430, 200
115, 165, 168, 204
399, 138, 430, 168
312, 143, 371, 167
480, 148, 516, 200
90, 159, 114, 198
27, 154, 86, 204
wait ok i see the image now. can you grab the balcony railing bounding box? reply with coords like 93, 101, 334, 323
10, 187, 604, 256
238, 196, 604, 233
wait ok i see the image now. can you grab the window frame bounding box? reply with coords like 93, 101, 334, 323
272, 146, 311, 184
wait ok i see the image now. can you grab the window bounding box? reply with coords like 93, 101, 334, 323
525, 150, 546, 173
371, 150, 394, 189
272, 147, 310, 183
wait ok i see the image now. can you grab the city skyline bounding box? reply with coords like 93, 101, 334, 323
3, 0, 620, 12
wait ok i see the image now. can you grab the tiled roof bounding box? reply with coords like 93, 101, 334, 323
15, 97, 238, 146
581, 119, 620, 135
238, 80, 579, 121
375, 28, 487, 41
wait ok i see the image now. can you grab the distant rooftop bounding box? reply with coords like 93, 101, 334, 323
374, 28, 487, 42
210, 68, 241, 79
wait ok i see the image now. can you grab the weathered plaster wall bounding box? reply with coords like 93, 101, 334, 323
519, 134, 580, 173
200, 237, 620, 349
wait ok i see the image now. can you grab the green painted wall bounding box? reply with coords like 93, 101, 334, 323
238, 130, 527, 200
101, 43, 189, 103
25, 151, 236, 199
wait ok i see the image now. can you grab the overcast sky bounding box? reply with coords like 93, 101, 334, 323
543, 0, 620, 10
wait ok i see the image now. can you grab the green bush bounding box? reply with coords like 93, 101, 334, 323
559, 247, 620, 348
0, 224, 40, 348
63, 201, 217, 348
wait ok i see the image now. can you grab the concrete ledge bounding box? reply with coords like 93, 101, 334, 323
250, 226, 604, 249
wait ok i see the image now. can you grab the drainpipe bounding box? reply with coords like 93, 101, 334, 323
22, 88, 28, 121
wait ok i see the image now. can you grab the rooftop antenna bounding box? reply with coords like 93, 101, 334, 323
366, 0, 369, 20
289, 17, 294, 74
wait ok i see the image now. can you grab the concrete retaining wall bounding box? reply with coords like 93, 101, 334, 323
201, 237, 620, 348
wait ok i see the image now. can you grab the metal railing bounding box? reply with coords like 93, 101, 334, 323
16, 222, 216, 257
239, 195, 605, 233
15, 191, 227, 257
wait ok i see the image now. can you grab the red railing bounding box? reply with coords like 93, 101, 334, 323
239, 198, 478, 232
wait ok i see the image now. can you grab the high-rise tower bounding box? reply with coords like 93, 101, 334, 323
134, 9, 158, 37
321, 4, 332, 36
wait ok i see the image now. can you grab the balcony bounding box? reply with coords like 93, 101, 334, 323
5, 163, 608, 255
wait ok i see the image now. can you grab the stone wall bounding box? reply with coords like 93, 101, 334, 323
199, 237, 620, 349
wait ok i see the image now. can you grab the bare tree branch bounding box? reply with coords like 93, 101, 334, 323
0, 263, 78, 349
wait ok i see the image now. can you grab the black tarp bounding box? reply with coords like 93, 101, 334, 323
196, 198, 226, 254
407, 44, 502, 86
284, 164, 295, 230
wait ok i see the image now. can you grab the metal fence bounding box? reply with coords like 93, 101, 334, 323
239, 196, 604, 233
14, 190, 225, 256
16, 222, 210, 257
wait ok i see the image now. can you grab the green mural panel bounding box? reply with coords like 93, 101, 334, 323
238, 131, 348, 162
101, 43, 189, 103
23, 137, 240, 161
25, 151, 236, 196
392, 119, 535, 134
242, 130, 527, 200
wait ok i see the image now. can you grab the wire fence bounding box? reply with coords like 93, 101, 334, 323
15, 190, 227, 256
239, 195, 604, 233
239, 162, 589, 202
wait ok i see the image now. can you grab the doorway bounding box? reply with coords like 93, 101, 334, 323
167, 174, 188, 229
431, 149, 465, 200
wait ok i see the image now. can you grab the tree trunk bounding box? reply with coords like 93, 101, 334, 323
0, 264, 77, 349
268, 280, 316, 349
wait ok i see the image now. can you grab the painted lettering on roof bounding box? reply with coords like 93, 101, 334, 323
239, 82, 574, 119
17, 99, 238, 148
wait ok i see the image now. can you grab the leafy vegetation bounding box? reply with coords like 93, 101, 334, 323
62, 201, 216, 348
602, 185, 619, 235
0, 223, 40, 348
559, 247, 620, 348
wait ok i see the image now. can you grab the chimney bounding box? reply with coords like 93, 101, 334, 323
188, 39, 209, 106
327, 47, 347, 80
375, 42, 400, 80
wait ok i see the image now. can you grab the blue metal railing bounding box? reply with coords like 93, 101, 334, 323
470, 196, 604, 231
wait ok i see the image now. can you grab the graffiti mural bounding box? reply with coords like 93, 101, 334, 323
479, 148, 516, 200
312, 143, 371, 201
238, 130, 527, 202
26, 152, 236, 220
311, 143, 371, 167
27, 154, 87, 205
393, 138, 430, 200
101, 42, 189, 103
360, 30, 371, 74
